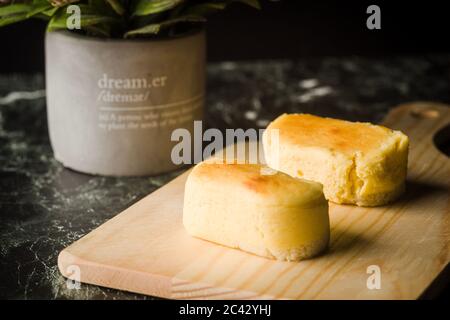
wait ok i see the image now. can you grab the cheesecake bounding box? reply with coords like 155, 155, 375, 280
183, 161, 330, 261
263, 113, 409, 206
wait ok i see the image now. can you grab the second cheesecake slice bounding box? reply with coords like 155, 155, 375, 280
263, 114, 409, 206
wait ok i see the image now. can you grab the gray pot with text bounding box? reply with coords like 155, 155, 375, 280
45, 30, 205, 176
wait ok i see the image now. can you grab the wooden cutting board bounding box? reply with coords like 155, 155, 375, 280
58, 102, 450, 299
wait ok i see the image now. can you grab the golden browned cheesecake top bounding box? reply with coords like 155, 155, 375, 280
190, 162, 325, 206
266, 113, 395, 155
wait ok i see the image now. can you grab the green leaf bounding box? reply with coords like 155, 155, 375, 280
133, 0, 184, 17
124, 14, 204, 37
0, 4, 33, 17
181, 2, 226, 16
33, 13, 53, 21
47, 0, 82, 8
88, 0, 112, 13
31, 0, 54, 5
237, 0, 260, 10
26, 3, 54, 18
0, 2, 54, 26
83, 23, 112, 37
81, 15, 119, 26
105, 0, 125, 16
0, 13, 29, 27
47, 8, 69, 29
42, 6, 59, 17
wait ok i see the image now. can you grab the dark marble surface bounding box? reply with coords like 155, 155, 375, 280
1, 56, 449, 299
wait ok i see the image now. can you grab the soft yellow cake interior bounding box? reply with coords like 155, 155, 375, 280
183, 162, 330, 261
263, 113, 409, 206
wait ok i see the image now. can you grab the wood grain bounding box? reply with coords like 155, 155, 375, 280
58, 102, 450, 299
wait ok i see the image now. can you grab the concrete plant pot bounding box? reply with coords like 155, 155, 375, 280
45, 30, 205, 176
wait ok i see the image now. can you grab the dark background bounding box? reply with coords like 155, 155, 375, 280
1, 0, 450, 73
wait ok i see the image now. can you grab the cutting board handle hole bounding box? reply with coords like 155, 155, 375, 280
433, 123, 450, 157
410, 107, 440, 119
